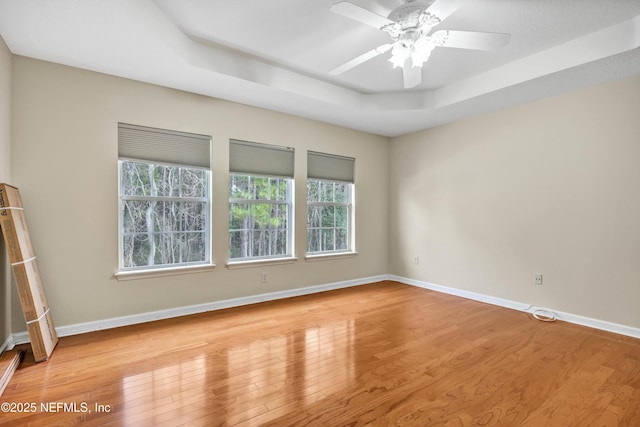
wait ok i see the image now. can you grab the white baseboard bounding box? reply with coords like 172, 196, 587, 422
11, 274, 640, 345
12, 274, 389, 345
389, 275, 640, 340
0, 334, 15, 354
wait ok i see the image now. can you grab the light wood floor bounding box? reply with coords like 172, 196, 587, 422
1, 280, 639, 426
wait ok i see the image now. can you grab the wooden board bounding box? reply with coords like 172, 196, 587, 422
0, 348, 26, 397
0, 186, 35, 262
11, 259, 50, 321
0, 183, 58, 362
27, 310, 57, 361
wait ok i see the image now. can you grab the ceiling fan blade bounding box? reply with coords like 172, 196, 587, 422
330, 44, 393, 75
426, 0, 464, 21
434, 30, 511, 51
330, 1, 395, 30
403, 65, 422, 89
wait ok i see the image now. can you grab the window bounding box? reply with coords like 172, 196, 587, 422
307, 151, 355, 255
229, 140, 294, 261
229, 175, 291, 260
118, 123, 211, 271
307, 179, 352, 253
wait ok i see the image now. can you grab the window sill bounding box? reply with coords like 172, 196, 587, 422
226, 257, 298, 269
305, 252, 358, 262
114, 263, 216, 281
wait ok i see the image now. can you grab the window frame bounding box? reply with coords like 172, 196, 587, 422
117, 158, 212, 273
228, 172, 294, 263
306, 178, 354, 256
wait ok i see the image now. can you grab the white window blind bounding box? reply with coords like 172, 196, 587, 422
118, 123, 211, 169
307, 151, 355, 183
229, 139, 294, 178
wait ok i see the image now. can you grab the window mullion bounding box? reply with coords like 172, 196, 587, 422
229, 198, 281, 204
122, 195, 206, 203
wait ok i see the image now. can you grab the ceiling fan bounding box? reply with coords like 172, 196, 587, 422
329, 0, 511, 89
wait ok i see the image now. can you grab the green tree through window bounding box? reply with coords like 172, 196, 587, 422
229, 174, 291, 260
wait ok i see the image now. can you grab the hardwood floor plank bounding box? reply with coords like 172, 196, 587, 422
0, 281, 639, 426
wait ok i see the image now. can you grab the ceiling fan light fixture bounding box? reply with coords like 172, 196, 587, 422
389, 43, 410, 68
388, 36, 436, 69
382, 1, 442, 70
389, 54, 406, 69
411, 37, 436, 66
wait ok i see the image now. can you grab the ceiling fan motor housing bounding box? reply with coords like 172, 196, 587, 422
385, 1, 441, 38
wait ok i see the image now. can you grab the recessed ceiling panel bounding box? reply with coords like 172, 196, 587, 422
1, 0, 639, 136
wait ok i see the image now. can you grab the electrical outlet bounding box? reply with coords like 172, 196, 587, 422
412, 256, 419, 265
261, 272, 268, 283
534, 273, 543, 285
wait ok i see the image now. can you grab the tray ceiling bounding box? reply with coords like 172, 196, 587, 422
1, 0, 639, 136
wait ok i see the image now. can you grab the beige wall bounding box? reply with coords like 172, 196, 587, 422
11, 56, 389, 329
390, 74, 640, 328
7, 53, 640, 336
0, 36, 11, 345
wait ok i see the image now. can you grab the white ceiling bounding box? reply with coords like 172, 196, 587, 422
1, 0, 639, 137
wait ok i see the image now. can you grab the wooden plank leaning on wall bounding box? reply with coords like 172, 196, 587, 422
0, 183, 57, 362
